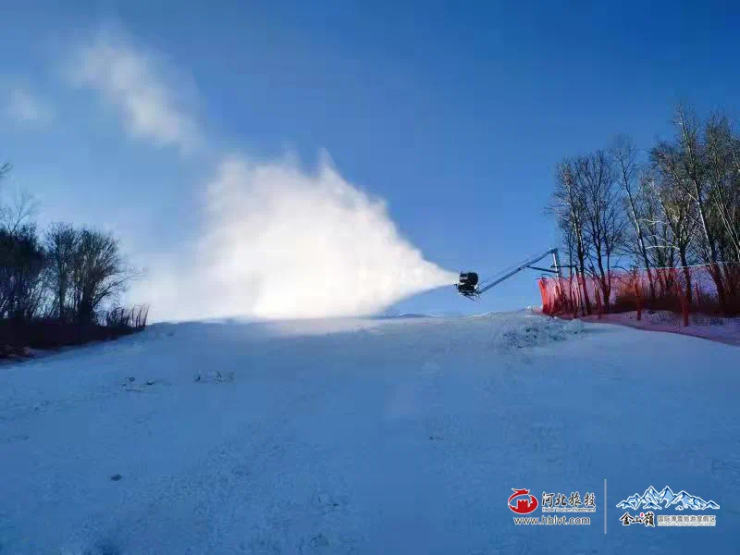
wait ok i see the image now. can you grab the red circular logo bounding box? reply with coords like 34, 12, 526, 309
508, 488, 539, 514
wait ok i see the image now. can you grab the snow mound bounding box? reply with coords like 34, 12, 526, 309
501, 313, 585, 349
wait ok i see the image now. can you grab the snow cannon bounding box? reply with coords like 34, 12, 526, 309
456, 272, 479, 298
454, 248, 562, 302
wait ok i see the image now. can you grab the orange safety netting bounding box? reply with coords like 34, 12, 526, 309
539, 264, 740, 322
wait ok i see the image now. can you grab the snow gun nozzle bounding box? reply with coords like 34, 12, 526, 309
456, 271, 479, 299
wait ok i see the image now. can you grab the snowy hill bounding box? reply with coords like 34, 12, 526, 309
0, 312, 738, 554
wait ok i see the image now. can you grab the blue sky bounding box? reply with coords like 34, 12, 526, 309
1, 1, 740, 317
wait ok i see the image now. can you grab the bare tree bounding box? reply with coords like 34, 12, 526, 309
69, 228, 132, 324
0, 164, 44, 321
672, 104, 729, 307
0, 224, 46, 321
650, 105, 740, 311
0, 160, 35, 234
704, 113, 740, 261
658, 177, 696, 299
634, 174, 679, 297
0, 189, 39, 233
45, 223, 78, 322
578, 150, 626, 312
548, 159, 592, 315
649, 138, 698, 297
611, 135, 656, 300
704, 113, 740, 302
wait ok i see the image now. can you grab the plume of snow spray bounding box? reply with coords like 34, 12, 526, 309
134, 154, 456, 321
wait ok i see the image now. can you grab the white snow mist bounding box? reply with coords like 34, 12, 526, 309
136, 154, 456, 321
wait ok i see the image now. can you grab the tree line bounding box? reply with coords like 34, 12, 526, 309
0, 163, 146, 356
548, 104, 740, 316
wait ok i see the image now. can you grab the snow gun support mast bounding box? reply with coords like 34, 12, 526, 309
456, 248, 562, 299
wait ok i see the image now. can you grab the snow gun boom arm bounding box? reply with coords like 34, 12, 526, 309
457, 248, 561, 299
478, 248, 560, 294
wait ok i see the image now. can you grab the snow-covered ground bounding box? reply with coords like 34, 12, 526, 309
581, 310, 740, 346
1, 311, 738, 554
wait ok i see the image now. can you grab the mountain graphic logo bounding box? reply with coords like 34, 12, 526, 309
616, 486, 720, 511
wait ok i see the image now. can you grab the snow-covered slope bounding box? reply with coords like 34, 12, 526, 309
0, 312, 738, 554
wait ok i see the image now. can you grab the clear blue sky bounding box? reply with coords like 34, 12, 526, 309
1, 1, 739, 316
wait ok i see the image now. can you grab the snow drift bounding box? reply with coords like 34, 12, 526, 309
134, 155, 457, 321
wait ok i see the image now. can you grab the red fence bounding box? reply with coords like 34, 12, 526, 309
539, 264, 740, 322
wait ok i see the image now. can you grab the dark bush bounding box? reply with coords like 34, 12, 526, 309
0, 225, 46, 321
0, 316, 143, 358
104, 305, 149, 331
